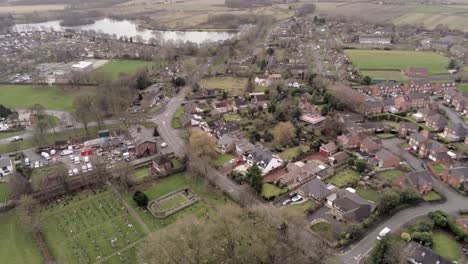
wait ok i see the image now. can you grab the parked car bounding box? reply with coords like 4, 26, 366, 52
50, 149, 56, 155
9, 136, 22, 142
74, 157, 80, 165
86, 163, 93, 171
68, 170, 73, 176
61, 149, 73, 156
82, 165, 88, 173
70, 154, 75, 161
377, 227, 391, 240
72, 168, 79, 175
34, 161, 39, 168
24, 158, 30, 166
160, 142, 168, 148
282, 199, 292, 206
84, 156, 89, 163
291, 195, 303, 202
288, 192, 297, 198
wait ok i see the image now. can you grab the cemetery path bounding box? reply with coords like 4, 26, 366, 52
108, 182, 151, 235
94, 237, 145, 264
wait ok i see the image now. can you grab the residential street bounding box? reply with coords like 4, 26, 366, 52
336, 138, 468, 264
430, 96, 468, 129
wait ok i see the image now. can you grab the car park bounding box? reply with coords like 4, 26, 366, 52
72, 168, 79, 175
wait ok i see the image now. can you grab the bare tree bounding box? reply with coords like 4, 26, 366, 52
7, 173, 31, 200
72, 94, 95, 135
187, 130, 217, 177
273, 121, 295, 146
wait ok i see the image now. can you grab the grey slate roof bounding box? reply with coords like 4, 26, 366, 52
405, 242, 452, 264
300, 179, 332, 200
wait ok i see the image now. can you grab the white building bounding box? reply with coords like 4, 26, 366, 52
71, 61, 93, 71
0, 157, 13, 177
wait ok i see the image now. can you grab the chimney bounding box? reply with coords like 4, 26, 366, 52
137, 127, 141, 133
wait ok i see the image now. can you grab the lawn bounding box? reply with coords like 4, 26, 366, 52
278, 145, 309, 160
40, 190, 145, 264
125, 173, 227, 231
254, 85, 269, 92
383, 120, 400, 129
171, 158, 183, 170
95, 59, 153, 81
0, 85, 95, 112
0, 130, 22, 140
377, 169, 406, 181
261, 183, 287, 199
223, 114, 241, 122
286, 200, 320, 214
0, 210, 42, 264
172, 105, 184, 129
157, 193, 189, 212
148, 104, 162, 114
458, 84, 468, 93
344, 50, 450, 74
326, 169, 360, 188
135, 167, 150, 182
356, 187, 380, 203
200, 77, 248, 95
431, 163, 446, 175
310, 222, 340, 242
432, 231, 462, 261
213, 154, 235, 168
0, 183, 8, 202
375, 133, 395, 139
423, 191, 443, 202
361, 70, 409, 81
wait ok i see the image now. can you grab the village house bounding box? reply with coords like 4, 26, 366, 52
452, 93, 468, 114
217, 134, 237, 154
372, 149, 400, 169
399, 122, 419, 138
277, 160, 327, 188
337, 132, 366, 149
358, 35, 391, 45
419, 140, 449, 162
214, 123, 240, 138
359, 137, 382, 155
211, 101, 232, 114
0, 156, 13, 177
232, 97, 248, 112
329, 189, 375, 223
443, 123, 467, 142
128, 126, 157, 157
394, 170, 433, 194
179, 112, 200, 128
235, 138, 255, 156
140, 91, 159, 109
414, 107, 438, 122
359, 122, 386, 134
298, 178, 333, 202
17, 111, 32, 127
319, 142, 337, 157
368, 81, 402, 97
405, 242, 452, 264
252, 94, 269, 109
425, 114, 448, 131
404, 67, 429, 78
408, 132, 430, 151
441, 166, 468, 189
407, 93, 430, 109
184, 101, 206, 114
328, 151, 349, 166
247, 147, 283, 175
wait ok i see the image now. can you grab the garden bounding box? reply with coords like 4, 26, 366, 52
261, 183, 287, 200
356, 187, 380, 203
377, 169, 406, 181
422, 191, 443, 202
310, 222, 341, 242
172, 106, 184, 129
325, 169, 361, 188
40, 189, 145, 264
199, 77, 248, 95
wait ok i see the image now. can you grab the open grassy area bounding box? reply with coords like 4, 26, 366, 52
326, 169, 360, 188
310, 222, 340, 242
458, 84, 468, 93
200, 77, 247, 95
0, 209, 42, 264
0, 183, 7, 202
172, 106, 184, 129
431, 163, 446, 175
344, 50, 450, 75
432, 231, 462, 261
361, 70, 409, 82
0, 130, 22, 140
95, 60, 153, 81
377, 169, 406, 181
0, 85, 95, 112
125, 173, 227, 231
40, 190, 145, 264
278, 145, 309, 161
135, 167, 150, 182
375, 133, 395, 139
213, 153, 235, 168
356, 187, 380, 203
286, 200, 320, 214
423, 191, 443, 202
261, 183, 287, 199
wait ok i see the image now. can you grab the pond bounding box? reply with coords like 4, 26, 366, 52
8, 18, 238, 44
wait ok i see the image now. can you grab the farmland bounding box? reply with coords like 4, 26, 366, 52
344, 50, 450, 75
0, 85, 95, 112
95, 60, 154, 81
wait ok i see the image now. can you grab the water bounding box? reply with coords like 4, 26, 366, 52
9, 18, 237, 44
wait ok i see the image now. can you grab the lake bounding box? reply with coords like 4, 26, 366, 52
9, 18, 238, 44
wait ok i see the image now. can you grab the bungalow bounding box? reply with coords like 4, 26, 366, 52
319, 142, 337, 157
359, 137, 381, 155
247, 147, 283, 175
128, 126, 157, 157
405, 242, 452, 264
442, 166, 468, 189
0, 157, 13, 177
394, 170, 433, 194
211, 101, 232, 114
399, 122, 419, 138
140, 91, 159, 109
373, 149, 400, 169
184, 102, 205, 114
235, 139, 255, 156
232, 97, 248, 112
330, 189, 375, 223
179, 112, 200, 128
425, 114, 448, 131
405, 67, 429, 78
217, 134, 237, 154
299, 178, 332, 202
443, 123, 468, 142
214, 123, 240, 138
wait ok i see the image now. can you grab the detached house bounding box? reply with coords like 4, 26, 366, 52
247, 147, 283, 175
359, 137, 382, 155
425, 114, 448, 131
409, 132, 429, 151
277, 160, 327, 188
0, 157, 13, 177
373, 149, 400, 169
337, 132, 366, 149
443, 123, 467, 142
405, 242, 452, 264
399, 122, 419, 138
128, 126, 157, 157
442, 166, 468, 189
214, 123, 240, 138
217, 134, 237, 154
330, 189, 375, 223
394, 170, 433, 194
319, 142, 337, 157
419, 140, 449, 162
299, 178, 332, 202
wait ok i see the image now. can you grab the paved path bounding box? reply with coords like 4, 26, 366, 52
339, 138, 468, 264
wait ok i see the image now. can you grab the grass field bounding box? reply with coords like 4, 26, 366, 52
326, 169, 360, 188
361, 70, 409, 82
344, 50, 450, 75
125, 173, 227, 231
356, 187, 380, 203
261, 183, 287, 199
95, 60, 153, 81
213, 154, 234, 168
377, 169, 406, 181
200, 77, 247, 95
0, 130, 22, 140
431, 163, 446, 175
0, 85, 95, 112
310, 222, 340, 242
0, 183, 7, 202
278, 145, 309, 161
432, 231, 461, 261
40, 190, 145, 264
458, 84, 468, 93
134, 167, 150, 182
172, 106, 184, 129
0, 210, 42, 264
423, 191, 443, 202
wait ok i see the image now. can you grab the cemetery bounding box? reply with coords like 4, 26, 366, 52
147, 187, 199, 218
39, 189, 145, 264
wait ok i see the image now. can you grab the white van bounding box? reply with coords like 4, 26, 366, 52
61, 149, 73, 156
74, 157, 80, 164
84, 156, 89, 163
41, 152, 51, 160
377, 227, 391, 240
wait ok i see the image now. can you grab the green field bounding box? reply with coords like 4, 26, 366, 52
261, 183, 287, 199
432, 231, 461, 261
356, 187, 380, 203
0, 183, 7, 202
0, 130, 22, 140
213, 153, 235, 168
200, 77, 247, 95
361, 70, 409, 81
377, 169, 406, 181
96, 60, 153, 81
278, 145, 309, 161
344, 50, 450, 75
40, 190, 145, 264
0, 210, 42, 264
326, 169, 360, 188
423, 191, 443, 202
0, 85, 94, 112
458, 84, 468, 93
125, 173, 227, 231
431, 163, 446, 175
